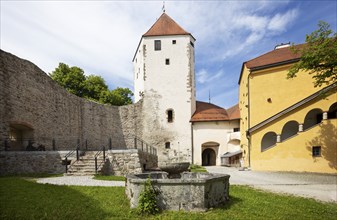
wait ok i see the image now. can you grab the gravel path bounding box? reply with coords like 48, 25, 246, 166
206, 166, 337, 203
36, 175, 125, 187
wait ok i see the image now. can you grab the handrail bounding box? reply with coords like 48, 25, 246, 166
94, 146, 106, 174
133, 137, 157, 156
64, 144, 80, 173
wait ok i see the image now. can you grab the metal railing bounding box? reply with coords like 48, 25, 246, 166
133, 137, 157, 156
94, 146, 106, 174
64, 145, 80, 173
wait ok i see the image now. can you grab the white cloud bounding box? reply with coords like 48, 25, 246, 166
268, 9, 299, 33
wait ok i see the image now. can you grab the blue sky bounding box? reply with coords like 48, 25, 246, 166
1, 1, 336, 109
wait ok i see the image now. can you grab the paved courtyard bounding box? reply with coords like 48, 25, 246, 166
206, 166, 337, 203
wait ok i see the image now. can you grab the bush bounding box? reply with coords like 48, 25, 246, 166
137, 177, 159, 215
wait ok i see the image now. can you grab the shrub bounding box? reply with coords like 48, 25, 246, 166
137, 177, 159, 215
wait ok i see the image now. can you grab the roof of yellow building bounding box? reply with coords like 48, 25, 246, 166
246, 44, 305, 70
191, 101, 240, 122
143, 13, 191, 37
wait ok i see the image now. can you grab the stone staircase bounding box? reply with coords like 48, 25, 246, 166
66, 151, 105, 176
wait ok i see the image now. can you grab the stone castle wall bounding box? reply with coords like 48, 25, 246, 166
0, 50, 142, 151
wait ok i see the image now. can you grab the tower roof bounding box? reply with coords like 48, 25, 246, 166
143, 13, 191, 37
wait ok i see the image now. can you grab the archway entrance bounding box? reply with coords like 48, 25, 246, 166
202, 148, 216, 166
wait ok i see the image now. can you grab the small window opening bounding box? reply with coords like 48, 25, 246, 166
167, 109, 173, 122
190, 41, 194, 47
165, 58, 170, 65
172, 40, 176, 44
233, 128, 240, 132
312, 146, 321, 157
155, 40, 161, 51
165, 142, 171, 149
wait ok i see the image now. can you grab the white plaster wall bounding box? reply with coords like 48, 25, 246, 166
133, 35, 196, 165
192, 120, 240, 166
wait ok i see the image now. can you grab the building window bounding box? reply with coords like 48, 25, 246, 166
172, 40, 176, 44
165, 142, 171, 149
167, 109, 174, 123
165, 58, 170, 65
233, 128, 240, 132
154, 40, 161, 51
312, 146, 321, 157
190, 41, 194, 47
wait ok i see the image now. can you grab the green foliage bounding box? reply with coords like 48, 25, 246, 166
49, 63, 133, 106
288, 21, 337, 87
189, 164, 208, 173
137, 178, 159, 215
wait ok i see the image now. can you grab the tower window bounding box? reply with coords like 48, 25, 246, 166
167, 109, 174, 123
165, 142, 171, 149
154, 40, 161, 51
172, 40, 176, 44
190, 41, 194, 47
165, 58, 170, 65
312, 146, 321, 157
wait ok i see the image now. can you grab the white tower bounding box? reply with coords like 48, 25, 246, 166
133, 13, 196, 165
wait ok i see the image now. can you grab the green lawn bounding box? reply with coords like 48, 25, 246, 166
1, 176, 336, 220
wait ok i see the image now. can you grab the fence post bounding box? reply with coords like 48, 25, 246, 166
52, 139, 56, 151
76, 147, 79, 161
95, 157, 98, 174
85, 139, 88, 151
103, 146, 106, 161
141, 141, 144, 151
65, 157, 68, 173
109, 138, 112, 150
134, 138, 137, 149
77, 139, 80, 150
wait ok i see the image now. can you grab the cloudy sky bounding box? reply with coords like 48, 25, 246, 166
1, 1, 336, 108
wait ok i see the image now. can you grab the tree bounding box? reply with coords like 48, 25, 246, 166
50, 63, 133, 106
49, 63, 86, 97
100, 87, 133, 106
83, 75, 108, 101
287, 21, 337, 87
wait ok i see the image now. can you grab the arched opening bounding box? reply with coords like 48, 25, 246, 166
261, 132, 277, 151
303, 108, 323, 131
8, 122, 34, 151
281, 120, 299, 141
202, 148, 216, 166
328, 102, 337, 119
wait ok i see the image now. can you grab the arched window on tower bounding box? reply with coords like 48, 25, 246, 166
166, 109, 174, 123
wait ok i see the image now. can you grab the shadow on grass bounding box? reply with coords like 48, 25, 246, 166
0, 177, 111, 220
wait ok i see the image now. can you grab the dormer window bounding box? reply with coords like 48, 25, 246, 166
155, 40, 161, 51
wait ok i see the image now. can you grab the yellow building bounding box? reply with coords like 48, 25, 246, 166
239, 43, 337, 174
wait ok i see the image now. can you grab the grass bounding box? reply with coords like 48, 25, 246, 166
93, 174, 126, 181
1, 176, 336, 220
189, 164, 208, 173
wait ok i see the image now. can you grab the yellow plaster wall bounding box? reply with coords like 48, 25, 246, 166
239, 65, 250, 166
249, 64, 320, 127
250, 95, 337, 174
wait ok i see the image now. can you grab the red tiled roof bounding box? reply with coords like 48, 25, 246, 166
245, 44, 305, 70
227, 104, 240, 120
191, 101, 240, 122
143, 13, 191, 37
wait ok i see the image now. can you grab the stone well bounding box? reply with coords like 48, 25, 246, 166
126, 172, 230, 211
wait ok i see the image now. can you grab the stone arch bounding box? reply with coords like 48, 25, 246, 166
328, 102, 337, 119
261, 132, 277, 151
281, 120, 299, 141
201, 142, 219, 166
303, 108, 323, 131
9, 122, 34, 150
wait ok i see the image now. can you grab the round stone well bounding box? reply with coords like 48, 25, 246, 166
126, 172, 230, 211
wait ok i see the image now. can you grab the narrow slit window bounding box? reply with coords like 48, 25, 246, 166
165, 58, 170, 65
167, 109, 174, 122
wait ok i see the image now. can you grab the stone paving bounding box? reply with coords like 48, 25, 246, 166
206, 166, 337, 203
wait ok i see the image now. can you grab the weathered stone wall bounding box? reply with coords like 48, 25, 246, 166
0, 151, 70, 175
0, 50, 142, 151
103, 149, 157, 176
